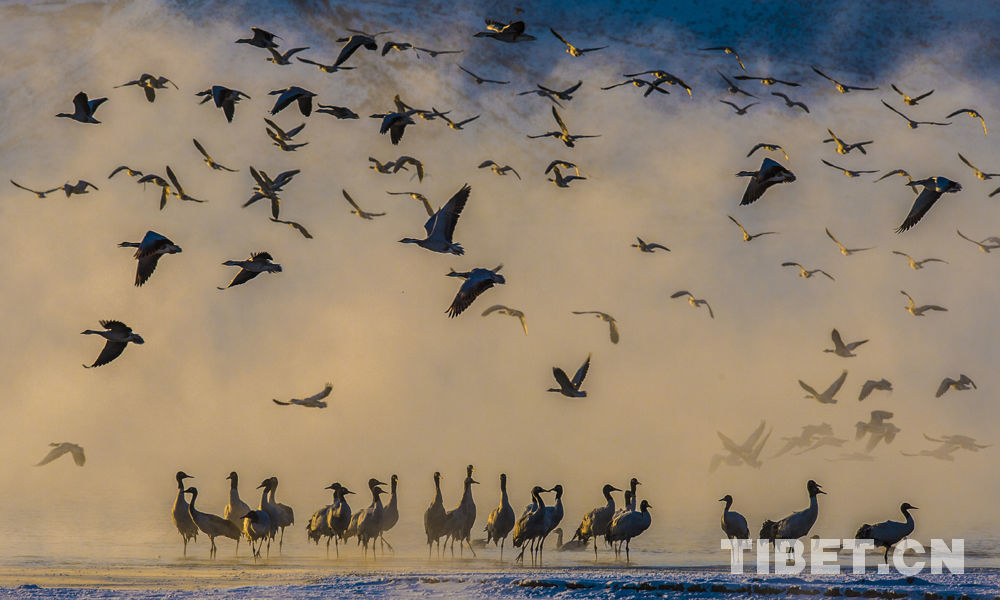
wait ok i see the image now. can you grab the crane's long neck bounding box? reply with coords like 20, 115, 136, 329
433, 478, 442, 505
176, 475, 185, 491
187, 489, 199, 518
461, 479, 474, 507
902, 507, 915, 526
723, 497, 733, 512
603, 489, 615, 511
500, 481, 510, 509
259, 486, 269, 510
268, 483, 277, 504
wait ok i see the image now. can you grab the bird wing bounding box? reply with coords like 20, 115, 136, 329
572, 354, 591, 387
192, 138, 213, 161
165, 166, 184, 196
896, 186, 943, 232
85, 340, 128, 368
446, 275, 495, 317
272, 399, 291, 405
859, 380, 876, 401
811, 66, 835, 83
608, 320, 619, 344
225, 268, 260, 288
430, 184, 470, 242
36, 444, 70, 466
69, 445, 86, 466
824, 370, 848, 397
671, 290, 692, 299
958, 152, 977, 172
881, 99, 911, 121
798, 380, 820, 397
551, 106, 569, 136
271, 218, 313, 239
549, 27, 571, 48
825, 228, 844, 250
481, 304, 507, 316
552, 367, 574, 391
342, 189, 362, 211
960, 374, 976, 388
135, 254, 162, 287
830, 328, 844, 349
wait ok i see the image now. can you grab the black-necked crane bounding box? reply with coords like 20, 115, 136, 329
172, 471, 198, 555
548, 354, 591, 397
670, 291, 714, 319
241, 510, 272, 560
442, 466, 479, 557
485, 473, 515, 559
624, 69, 692, 96
720, 494, 750, 550
446, 266, 505, 317
387, 190, 433, 216
513, 486, 549, 564
81, 320, 143, 368
326, 483, 355, 557
267, 477, 294, 552
379, 475, 399, 553
481, 305, 527, 334
185, 487, 241, 558
540, 484, 564, 555
824, 328, 867, 357
35, 442, 85, 467
355, 479, 388, 558
718, 72, 756, 98
400, 184, 470, 255
60, 180, 99, 197
602, 78, 670, 97
900, 290, 947, 316
799, 370, 847, 404
223, 472, 251, 554
298, 58, 356, 74
218, 252, 282, 289
606, 500, 652, 562
424, 471, 447, 557
571, 484, 622, 558
57, 92, 106, 124
306, 483, 337, 555
936, 374, 976, 398
119, 231, 181, 287
856, 503, 918, 562
957, 152, 999, 180
737, 158, 795, 205
371, 109, 417, 144
759, 480, 825, 543
782, 262, 834, 281
892, 250, 947, 270
439, 111, 480, 131
255, 479, 279, 556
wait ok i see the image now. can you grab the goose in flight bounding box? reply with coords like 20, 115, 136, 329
545, 160, 581, 177
820, 159, 877, 178
334, 34, 377, 66
601, 78, 669, 97
735, 74, 799, 87
346, 27, 393, 38
924, 434, 991, 451
902, 444, 959, 461
547, 166, 586, 188
548, 354, 591, 398
482, 305, 527, 334
270, 217, 312, 239
727, 215, 777, 241
631, 237, 669, 252
235, 27, 280, 48
736, 158, 795, 205
381, 41, 415, 55
713, 421, 770, 470
810, 66, 877, 93
670, 290, 714, 319
701, 46, 745, 70
399, 184, 470, 254
192, 139, 237, 172
891, 250, 947, 270
165, 166, 204, 204
387, 191, 433, 216
856, 503, 917, 562
119, 230, 182, 287
876, 169, 918, 192
265, 46, 309, 65
536, 80, 584, 102
957, 152, 1000, 180
956, 229, 1000, 253
746, 143, 788, 161
824, 329, 867, 357
371, 109, 418, 145
268, 135, 307, 156
717, 72, 756, 98
369, 157, 405, 174
263, 118, 305, 142
196, 85, 250, 123
527, 106, 599, 148
296, 57, 356, 73
81, 320, 144, 368
572, 311, 620, 343
315, 103, 358, 118
478, 160, 520, 179
56, 91, 107, 124
446, 265, 505, 317
273, 383, 333, 408
624, 70, 692, 97
269, 86, 316, 116
900, 290, 947, 317
825, 228, 874, 255
116, 73, 177, 102
59, 180, 98, 197
859, 378, 893, 401
823, 129, 873, 155
935, 374, 976, 398
890, 84, 933, 106
782, 262, 834, 280
437, 111, 480, 131
10, 180, 60, 198
946, 108, 987, 136
245, 167, 299, 218
474, 19, 536, 43
414, 46, 462, 58
342, 189, 386, 220
759, 480, 825, 543
392, 156, 424, 181
881, 100, 951, 129
219, 252, 282, 289
457, 65, 509, 85
799, 370, 847, 404
549, 27, 606, 56
896, 177, 962, 232
719, 100, 758, 115
137, 173, 172, 209
771, 424, 832, 458
771, 91, 810, 113
36, 442, 85, 467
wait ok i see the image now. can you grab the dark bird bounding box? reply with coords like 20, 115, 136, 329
392, 156, 424, 181
701, 46, 745, 70
119, 230, 182, 287
60, 180, 99, 197
474, 20, 536, 43
315, 103, 359, 119
720, 99, 758, 115
478, 160, 520, 179
273, 383, 333, 408
265, 46, 309, 65
545, 160, 581, 177
10, 180, 59, 198
936, 374, 976, 398
547, 166, 586, 188
631, 237, 669, 252
876, 169, 917, 190
670, 291, 714, 319
859, 379, 893, 401
890, 84, 934, 106
548, 354, 591, 398
235, 27, 280, 48
946, 108, 987, 136
270, 217, 313, 239
165, 166, 204, 204
799, 371, 848, 404
572, 311, 620, 343
372, 110, 418, 145
747, 143, 788, 160
81, 320, 144, 368
734, 74, 799, 87
56, 91, 107, 124
881, 100, 951, 129
810, 66, 877, 93
624, 70, 692, 96
334, 34, 377, 66
820, 159, 877, 178
108, 166, 143, 180
771, 92, 810, 113
527, 106, 600, 148
823, 129, 873, 155
956, 229, 1000, 253
446, 265, 506, 317
399, 184, 470, 254
192, 139, 237, 172
601, 78, 669, 97
115, 73, 177, 102
458, 65, 509, 85
736, 158, 796, 205
718, 72, 756, 98
895, 177, 962, 232
782, 262, 834, 281
957, 152, 999, 180
196, 86, 250, 123
342, 189, 386, 220
387, 191, 434, 216
824, 328, 868, 357
414, 47, 463, 58
296, 57, 356, 73
269, 86, 316, 116
438, 111, 480, 131
218, 252, 282, 289
549, 28, 607, 56
381, 40, 414, 55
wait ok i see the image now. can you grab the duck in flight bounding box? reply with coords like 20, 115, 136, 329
482, 305, 527, 335
900, 290, 947, 316
820, 159, 877, 178
946, 108, 987, 136
670, 291, 714, 319
192, 139, 237, 172
891, 250, 947, 270
895, 177, 962, 232
81, 320, 144, 368
119, 230, 182, 287
549, 28, 606, 56
771, 91, 810, 113
824, 328, 867, 357
810, 66, 877, 93
957, 152, 999, 180
719, 100, 758, 115
36, 442, 86, 467
881, 100, 951, 129
825, 228, 874, 255
782, 262, 834, 280
572, 311, 620, 344
219, 252, 282, 289
799, 370, 847, 404
548, 354, 591, 398
342, 189, 386, 220
399, 184, 470, 255
890, 84, 933, 106
736, 158, 796, 205
57, 91, 107, 124
727, 215, 776, 241
527, 106, 600, 148
116, 73, 177, 102
446, 265, 505, 317
746, 143, 788, 161
457, 65, 509, 85
631, 237, 669, 252
273, 383, 333, 408
701, 46, 745, 70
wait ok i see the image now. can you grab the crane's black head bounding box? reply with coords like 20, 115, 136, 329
433, 471, 441, 482
549, 484, 563, 497
391, 474, 398, 484
640, 500, 652, 510
226, 472, 238, 481
719, 494, 734, 503
257, 479, 271, 490
807, 480, 826, 496
467, 464, 474, 477
184, 486, 197, 495
603, 484, 622, 495
500, 473, 507, 485
630, 477, 641, 488
324, 482, 341, 491
369, 478, 387, 489
176, 471, 193, 481
242, 511, 258, 522
901, 502, 918, 511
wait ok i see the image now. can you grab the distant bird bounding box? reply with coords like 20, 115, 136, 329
572, 484, 622, 558
10, 180, 59, 198
573, 311, 620, 343
457, 65, 509, 85
342, 189, 386, 220
172, 472, 198, 556
601, 77, 670, 97
263, 118, 305, 142
782, 262, 834, 280
265, 46, 309, 65
392, 156, 425, 181
824, 329, 867, 357
825, 228, 874, 255
547, 166, 586, 188
631, 237, 670, 252
935, 374, 976, 398
315, 103, 359, 118
719, 495, 750, 548
137, 173, 172, 209
957, 153, 1000, 180
369, 157, 403, 174
235, 27, 280, 48
923, 434, 991, 451
164, 166, 204, 204
890, 84, 934, 106
381, 40, 414, 55
799, 370, 848, 404
372, 109, 418, 145
823, 129, 873, 155
827, 452, 877, 462
895, 177, 962, 232
876, 169, 918, 192
481, 305, 527, 335
902, 445, 959, 461
196, 85, 250, 123
484, 473, 516, 559
900, 290, 947, 317
56, 91, 107, 124
192, 139, 237, 172
345, 27, 393, 38
544, 160, 581, 177
118, 230, 182, 287
115, 73, 177, 102
549, 27, 606, 56
735, 74, 799, 87
273, 383, 333, 408
478, 160, 521, 179
771, 92, 810, 113
474, 19, 536, 43
718, 72, 756, 97
714, 422, 770, 470
245, 167, 299, 218
414, 46, 462, 58
605, 500, 652, 562
267, 132, 307, 152
36, 442, 85, 467
58, 180, 99, 198
446, 265, 505, 317
527, 106, 600, 148
771, 424, 832, 458
727, 215, 777, 241
185, 487, 241, 558
623, 70, 693, 96
820, 159, 877, 178
737, 158, 796, 205
891, 250, 947, 270
219, 252, 282, 289
438, 111, 480, 131
387, 191, 434, 216
759, 480, 825, 543
881, 100, 951, 129
670, 290, 714, 319
701, 46, 745, 70
399, 184, 470, 254
269, 86, 316, 116
296, 57, 356, 73
270, 218, 312, 239
334, 34, 378, 66
946, 108, 987, 136
859, 378, 893, 401
534, 80, 584, 102
956, 229, 1000, 253
810, 66, 877, 93
747, 143, 788, 161
81, 320, 144, 368
856, 503, 917, 562
548, 354, 591, 398
719, 100, 758, 115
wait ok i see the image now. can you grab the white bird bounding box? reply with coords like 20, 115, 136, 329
81, 320, 144, 368
737, 158, 795, 205
572, 311, 619, 343
118, 231, 181, 287
399, 184, 470, 255
824, 329, 868, 357
891, 250, 947, 270
859, 378, 893, 401
35, 442, 85, 467
606, 500, 652, 562
185, 487, 241, 558
856, 503, 917, 562
446, 265, 505, 317
670, 290, 714, 319
171, 471, 198, 556
799, 370, 847, 404
548, 354, 591, 398
759, 480, 825, 543
571, 484, 622, 558
485, 473, 516, 559
936, 374, 976, 398
273, 383, 333, 408
720, 495, 750, 548
900, 290, 947, 317
481, 305, 527, 335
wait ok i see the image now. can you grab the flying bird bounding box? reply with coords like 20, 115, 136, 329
438, 111, 480, 131
10, 180, 59, 198
895, 177, 962, 232
548, 354, 591, 397
544, 160, 581, 177
386, 191, 433, 216
746, 143, 788, 161
820, 159, 878, 178
269, 86, 316, 116
900, 290, 947, 317
823, 129, 873, 155
219, 252, 282, 289
859, 378, 893, 401
734, 74, 800, 87
270, 217, 313, 239
810, 66, 877, 93
296, 57, 356, 73
890, 84, 933, 106
108, 166, 143, 180
56, 91, 107, 124
457, 65, 509, 85
957, 152, 1000, 180
881, 100, 951, 129
771, 92, 810, 113
81, 320, 144, 368
196, 85, 250, 123
414, 47, 463, 58
799, 371, 848, 404
342, 189, 386, 220
736, 158, 796, 205
446, 265, 505, 317
718, 72, 756, 97
824, 329, 868, 357
956, 229, 1000, 253
782, 262, 834, 280
876, 169, 918, 192
399, 184, 470, 254
670, 291, 714, 319
624, 70, 692, 96
701, 46, 745, 70
935, 374, 976, 398
891, 250, 947, 270
527, 106, 600, 148
549, 28, 607, 56
601, 78, 670, 97
263, 118, 305, 142
727, 215, 777, 241
381, 41, 414, 56
334, 34, 378, 66
372, 109, 418, 145
235, 27, 280, 48
547, 166, 587, 188
631, 237, 669, 252
825, 228, 874, 255
315, 103, 359, 118
119, 230, 182, 287
115, 73, 177, 102
478, 160, 520, 179
481, 305, 527, 335
265, 46, 309, 65
474, 19, 536, 43
572, 311, 620, 344
273, 383, 333, 408
391, 156, 424, 181
719, 100, 758, 115
945, 108, 987, 136
36, 442, 85, 467
165, 166, 205, 204
60, 180, 99, 197
192, 139, 237, 172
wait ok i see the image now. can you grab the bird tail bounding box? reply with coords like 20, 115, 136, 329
855, 524, 873, 540
759, 520, 777, 542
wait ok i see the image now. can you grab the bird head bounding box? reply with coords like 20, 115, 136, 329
176, 471, 193, 481
719, 494, 734, 503
226, 472, 238, 481
807, 480, 826, 496
324, 482, 341, 491
131, 335, 145, 345
549, 484, 563, 496
640, 500, 652, 510
257, 479, 270, 490
901, 503, 918, 511
603, 484, 622, 495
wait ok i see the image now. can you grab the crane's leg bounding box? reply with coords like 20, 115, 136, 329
279, 527, 284, 553
326, 536, 331, 559
380, 533, 394, 554
428, 541, 432, 559
466, 538, 477, 558
626, 540, 631, 563
500, 538, 505, 561
236, 537, 240, 558
182, 536, 188, 557
884, 546, 889, 563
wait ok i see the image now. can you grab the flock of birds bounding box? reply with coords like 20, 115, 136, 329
20, 7, 997, 567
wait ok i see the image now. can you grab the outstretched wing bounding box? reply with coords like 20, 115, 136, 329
85, 340, 128, 368
572, 354, 591, 387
